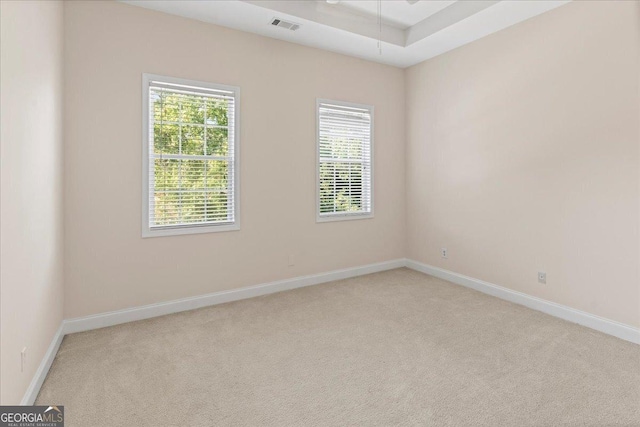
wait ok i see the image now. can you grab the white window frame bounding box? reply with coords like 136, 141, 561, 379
142, 73, 240, 238
316, 98, 374, 223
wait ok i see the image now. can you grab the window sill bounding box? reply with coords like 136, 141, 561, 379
142, 223, 240, 238
316, 213, 374, 223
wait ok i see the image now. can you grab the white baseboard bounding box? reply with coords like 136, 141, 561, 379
23, 257, 638, 406
405, 259, 640, 345
63, 258, 406, 335
20, 324, 65, 405
21, 259, 403, 405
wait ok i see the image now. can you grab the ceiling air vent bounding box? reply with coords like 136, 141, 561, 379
270, 18, 300, 31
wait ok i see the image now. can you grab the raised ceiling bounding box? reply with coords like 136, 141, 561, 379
121, 0, 570, 68
336, 1, 457, 29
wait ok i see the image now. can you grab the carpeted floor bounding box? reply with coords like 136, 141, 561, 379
37, 268, 640, 426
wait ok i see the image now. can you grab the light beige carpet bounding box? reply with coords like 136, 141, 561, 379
37, 268, 640, 426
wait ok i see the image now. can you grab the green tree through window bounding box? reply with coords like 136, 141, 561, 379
318, 101, 372, 219
148, 82, 236, 229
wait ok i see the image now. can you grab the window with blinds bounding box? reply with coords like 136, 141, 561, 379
317, 100, 373, 221
142, 74, 240, 237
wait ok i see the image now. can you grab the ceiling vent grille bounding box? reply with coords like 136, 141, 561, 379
270, 18, 300, 31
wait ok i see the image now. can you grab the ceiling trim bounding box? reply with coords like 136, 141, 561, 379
243, 0, 405, 46
120, 0, 572, 68
406, 1, 499, 46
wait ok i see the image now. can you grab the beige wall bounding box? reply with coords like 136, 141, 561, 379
1, 0, 638, 404
406, 1, 640, 327
63, 1, 406, 319
0, 1, 65, 404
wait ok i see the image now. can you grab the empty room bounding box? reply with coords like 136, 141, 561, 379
1, 0, 639, 425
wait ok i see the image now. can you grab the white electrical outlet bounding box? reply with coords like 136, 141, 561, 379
538, 272, 546, 284
441, 248, 448, 259
21, 347, 27, 372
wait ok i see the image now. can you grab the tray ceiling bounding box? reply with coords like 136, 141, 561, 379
121, 0, 570, 68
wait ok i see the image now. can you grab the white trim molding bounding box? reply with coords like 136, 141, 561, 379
22, 257, 639, 405
20, 259, 405, 405
22, 259, 402, 404
63, 259, 405, 334
20, 324, 65, 405
405, 259, 640, 345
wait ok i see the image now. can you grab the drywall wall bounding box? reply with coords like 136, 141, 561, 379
0, 1, 65, 404
406, 0, 640, 328
63, 1, 405, 318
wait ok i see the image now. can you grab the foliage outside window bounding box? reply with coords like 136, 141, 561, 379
317, 100, 373, 221
143, 75, 239, 237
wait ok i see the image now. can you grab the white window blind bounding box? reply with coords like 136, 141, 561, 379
317, 100, 373, 221
143, 75, 239, 237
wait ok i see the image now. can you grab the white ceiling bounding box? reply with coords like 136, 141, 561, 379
121, 0, 570, 68
336, 1, 457, 29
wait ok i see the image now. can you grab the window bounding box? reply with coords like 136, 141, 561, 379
317, 99, 373, 222
142, 74, 239, 237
